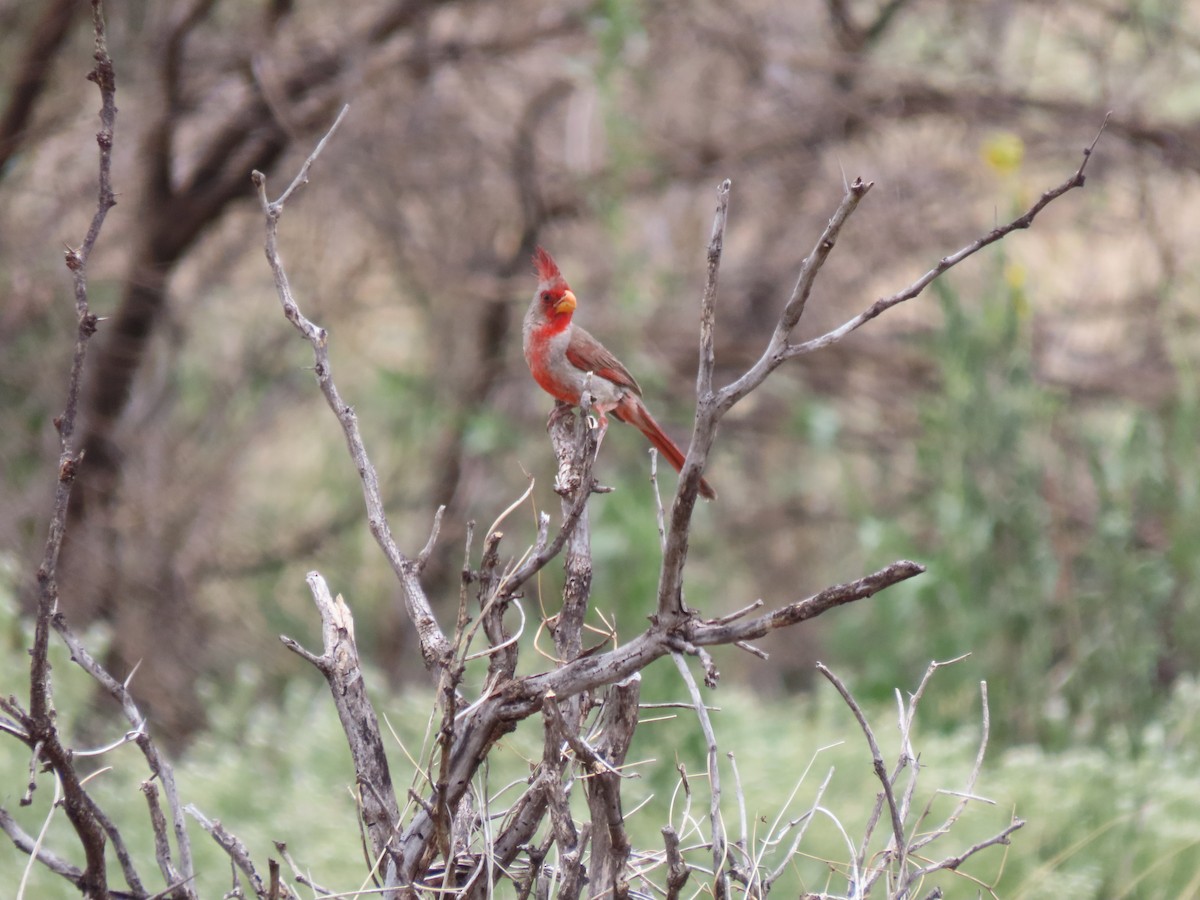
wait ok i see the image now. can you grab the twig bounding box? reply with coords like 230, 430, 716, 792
713, 176, 873, 415
907, 681, 992, 857
186, 805, 267, 899
0, 801, 80, 884
142, 781, 183, 893
817, 663, 908, 880
785, 116, 1109, 360
705, 599, 764, 626
416, 505, 447, 573
274, 841, 334, 896
252, 106, 451, 674
655, 180, 734, 620
672, 653, 729, 900
696, 178, 731, 402
734, 641, 769, 661
543, 694, 625, 779
912, 817, 1025, 878
763, 766, 835, 889
727, 752, 749, 872
18, 4, 123, 896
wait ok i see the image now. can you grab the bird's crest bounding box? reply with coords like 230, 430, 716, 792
532, 246, 565, 285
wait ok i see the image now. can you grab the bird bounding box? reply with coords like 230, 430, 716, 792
522, 246, 716, 500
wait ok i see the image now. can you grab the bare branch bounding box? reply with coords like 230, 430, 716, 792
816, 663, 907, 878
279, 572, 402, 877
913, 816, 1026, 878
584, 676, 642, 899
672, 653, 729, 900
661, 825, 691, 900
252, 108, 451, 674
550, 409, 597, 695
691, 560, 925, 647
696, 178, 731, 402
786, 116, 1110, 359
714, 176, 874, 416
51, 616, 196, 896
500, 406, 601, 595
0, 806, 83, 886
19, 5, 122, 895
269, 103, 351, 209
186, 805, 267, 899
763, 766, 836, 890
655, 179, 734, 620
142, 781, 184, 893
907, 681, 993, 858
275, 841, 334, 897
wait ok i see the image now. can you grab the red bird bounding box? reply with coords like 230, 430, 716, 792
523, 247, 716, 500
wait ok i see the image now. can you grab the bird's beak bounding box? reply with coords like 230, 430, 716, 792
554, 290, 577, 315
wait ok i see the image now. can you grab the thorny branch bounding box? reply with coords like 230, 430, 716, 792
4, 4, 134, 899
2, 6, 205, 894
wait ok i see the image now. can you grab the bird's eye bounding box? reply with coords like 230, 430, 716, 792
541, 291, 552, 302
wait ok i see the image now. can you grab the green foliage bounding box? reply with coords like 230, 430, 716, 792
831, 257, 1200, 749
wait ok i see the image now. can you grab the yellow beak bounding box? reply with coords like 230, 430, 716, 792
554, 290, 577, 315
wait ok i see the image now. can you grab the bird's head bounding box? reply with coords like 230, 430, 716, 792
531, 246, 577, 321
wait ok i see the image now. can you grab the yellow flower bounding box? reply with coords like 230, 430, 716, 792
983, 132, 1025, 176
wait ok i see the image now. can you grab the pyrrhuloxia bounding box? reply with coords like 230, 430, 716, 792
523, 246, 716, 500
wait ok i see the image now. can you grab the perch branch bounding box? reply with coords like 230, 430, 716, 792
500, 405, 600, 596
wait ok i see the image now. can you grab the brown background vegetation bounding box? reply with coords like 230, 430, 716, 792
2, 0, 1197, 742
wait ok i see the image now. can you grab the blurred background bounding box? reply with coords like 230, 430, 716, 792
3, 0, 1200, 895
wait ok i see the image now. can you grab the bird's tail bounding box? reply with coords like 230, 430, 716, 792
616, 397, 717, 501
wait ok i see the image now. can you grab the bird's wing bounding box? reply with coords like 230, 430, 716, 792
565, 326, 643, 396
